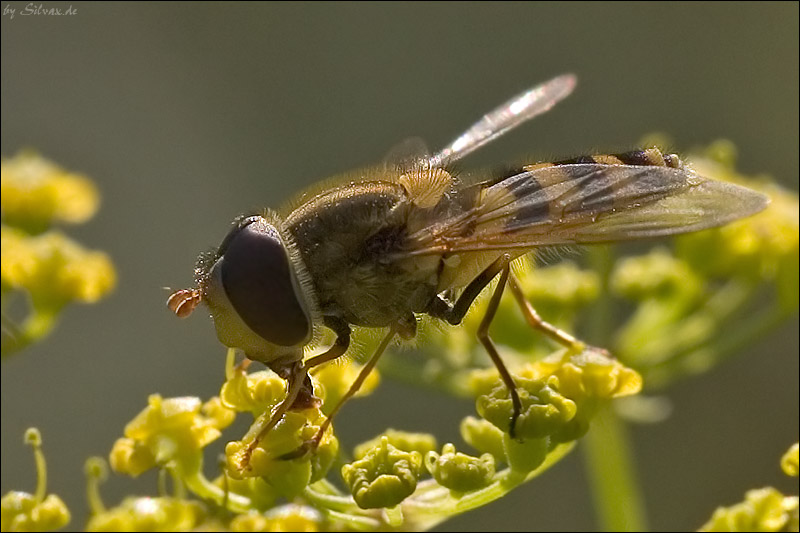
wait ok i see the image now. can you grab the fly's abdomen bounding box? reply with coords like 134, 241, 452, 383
477, 148, 692, 233
545, 148, 683, 169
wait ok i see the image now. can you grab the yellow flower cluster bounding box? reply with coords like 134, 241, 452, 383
1, 151, 99, 232
0, 429, 70, 532
86, 497, 206, 532
110, 395, 234, 476
1, 226, 116, 307
1, 150, 116, 356
0, 492, 70, 533
229, 504, 321, 532
700, 488, 799, 532
700, 442, 800, 532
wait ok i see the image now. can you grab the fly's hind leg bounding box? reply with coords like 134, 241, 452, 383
427, 254, 524, 438
507, 274, 607, 355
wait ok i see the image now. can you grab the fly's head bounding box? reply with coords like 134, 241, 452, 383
168, 212, 319, 364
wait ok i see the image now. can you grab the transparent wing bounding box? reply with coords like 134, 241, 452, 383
401, 164, 769, 255
427, 74, 577, 169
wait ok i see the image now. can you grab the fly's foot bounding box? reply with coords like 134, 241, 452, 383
279, 439, 319, 461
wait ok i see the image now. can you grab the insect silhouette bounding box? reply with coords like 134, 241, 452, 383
168, 74, 768, 467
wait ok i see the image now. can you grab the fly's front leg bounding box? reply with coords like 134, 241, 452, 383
281, 325, 397, 459
240, 359, 308, 469
294, 316, 352, 409
239, 318, 351, 469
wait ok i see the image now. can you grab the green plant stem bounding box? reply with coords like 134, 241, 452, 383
176, 455, 252, 513
583, 245, 648, 532
653, 292, 791, 380
401, 442, 575, 531
582, 404, 647, 532
1, 306, 60, 358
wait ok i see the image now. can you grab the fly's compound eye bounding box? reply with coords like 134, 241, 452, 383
216, 217, 311, 347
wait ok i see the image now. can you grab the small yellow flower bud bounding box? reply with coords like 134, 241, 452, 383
341, 437, 423, 509
109, 438, 156, 477
781, 443, 799, 478
353, 429, 437, 460
220, 369, 286, 415
425, 443, 496, 492
476, 376, 577, 439
312, 360, 380, 415
226, 408, 337, 497
459, 416, 506, 463
116, 395, 224, 474
699, 487, 798, 532
521, 350, 642, 404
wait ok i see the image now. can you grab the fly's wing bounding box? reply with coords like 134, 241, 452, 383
399, 163, 769, 256
428, 74, 577, 169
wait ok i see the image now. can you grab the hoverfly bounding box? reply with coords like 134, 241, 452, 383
168, 74, 768, 467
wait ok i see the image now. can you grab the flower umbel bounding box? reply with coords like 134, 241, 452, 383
110, 395, 232, 476
700, 443, 800, 532
1, 151, 115, 357
1, 151, 99, 233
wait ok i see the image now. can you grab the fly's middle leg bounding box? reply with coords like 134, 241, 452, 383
427, 253, 524, 438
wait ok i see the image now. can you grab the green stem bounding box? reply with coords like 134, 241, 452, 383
176, 455, 252, 513
2, 306, 60, 358
647, 282, 790, 384
582, 245, 648, 531
401, 442, 575, 531
84, 458, 108, 516
581, 404, 647, 532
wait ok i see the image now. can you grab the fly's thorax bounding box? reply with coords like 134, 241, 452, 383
285, 181, 441, 327
198, 213, 319, 364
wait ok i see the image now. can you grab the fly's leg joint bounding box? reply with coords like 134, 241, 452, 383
507, 274, 609, 356
240, 359, 308, 469
475, 255, 523, 439
280, 325, 397, 461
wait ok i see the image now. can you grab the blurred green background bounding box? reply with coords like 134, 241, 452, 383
1, 2, 797, 531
